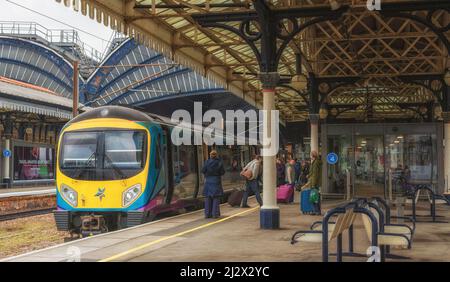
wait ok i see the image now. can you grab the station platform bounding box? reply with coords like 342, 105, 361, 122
0, 186, 56, 199
2, 193, 450, 262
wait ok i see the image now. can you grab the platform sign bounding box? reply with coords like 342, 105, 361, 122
327, 153, 338, 165
3, 149, 11, 158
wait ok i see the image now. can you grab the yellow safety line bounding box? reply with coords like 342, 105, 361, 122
99, 207, 259, 262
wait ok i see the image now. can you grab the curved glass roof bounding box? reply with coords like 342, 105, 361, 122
83, 38, 255, 114
0, 36, 82, 98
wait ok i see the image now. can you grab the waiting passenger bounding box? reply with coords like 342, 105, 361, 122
285, 159, 296, 185
201, 150, 226, 219
241, 155, 263, 208
302, 151, 322, 215
276, 158, 286, 187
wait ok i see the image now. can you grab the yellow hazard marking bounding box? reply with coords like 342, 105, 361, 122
99, 207, 259, 262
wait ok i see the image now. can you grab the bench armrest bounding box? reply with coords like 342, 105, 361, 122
310, 221, 336, 230
378, 232, 412, 249
384, 223, 414, 235
291, 230, 322, 244
390, 216, 416, 232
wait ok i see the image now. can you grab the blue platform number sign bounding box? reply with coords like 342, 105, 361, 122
327, 153, 339, 165
3, 149, 11, 158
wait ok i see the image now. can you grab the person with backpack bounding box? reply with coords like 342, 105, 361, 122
201, 150, 225, 219
241, 155, 263, 208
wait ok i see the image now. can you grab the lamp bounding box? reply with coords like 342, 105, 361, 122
445, 69, 450, 86
291, 74, 308, 91
329, 0, 341, 10
319, 104, 328, 119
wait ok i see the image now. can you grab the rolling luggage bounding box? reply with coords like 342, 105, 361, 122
277, 184, 294, 203
300, 189, 314, 214
228, 189, 244, 207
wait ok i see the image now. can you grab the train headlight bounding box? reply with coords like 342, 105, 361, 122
122, 184, 142, 207
61, 184, 78, 207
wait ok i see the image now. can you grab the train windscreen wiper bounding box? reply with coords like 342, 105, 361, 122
103, 154, 127, 180
74, 152, 97, 179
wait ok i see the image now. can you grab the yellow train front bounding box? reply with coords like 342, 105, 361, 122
54, 106, 173, 236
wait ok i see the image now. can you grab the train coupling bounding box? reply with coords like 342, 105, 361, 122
80, 215, 108, 236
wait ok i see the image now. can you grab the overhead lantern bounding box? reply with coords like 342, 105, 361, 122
329, 0, 341, 11
445, 69, 450, 86
291, 74, 308, 91
291, 53, 308, 90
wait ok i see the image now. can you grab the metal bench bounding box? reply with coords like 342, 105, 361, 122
407, 185, 449, 223
291, 206, 356, 262
361, 202, 413, 262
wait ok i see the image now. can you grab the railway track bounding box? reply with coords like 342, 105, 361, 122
0, 208, 55, 222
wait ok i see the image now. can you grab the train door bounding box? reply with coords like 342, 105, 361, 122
150, 128, 166, 199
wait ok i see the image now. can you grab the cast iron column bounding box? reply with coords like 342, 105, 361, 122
443, 86, 450, 193
309, 74, 320, 154
259, 72, 280, 229
2, 116, 12, 187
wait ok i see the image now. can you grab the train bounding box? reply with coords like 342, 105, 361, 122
53, 106, 256, 236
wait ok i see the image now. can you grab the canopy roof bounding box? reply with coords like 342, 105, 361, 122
55, 0, 449, 122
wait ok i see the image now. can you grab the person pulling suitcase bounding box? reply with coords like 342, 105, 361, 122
241, 155, 263, 208
300, 150, 322, 215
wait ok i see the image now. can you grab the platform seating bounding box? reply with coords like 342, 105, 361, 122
407, 185, 449, 223
291, 206, 356, 262
361, 202, 413, 261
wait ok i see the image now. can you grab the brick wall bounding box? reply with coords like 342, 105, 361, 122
0, 195, 56, 215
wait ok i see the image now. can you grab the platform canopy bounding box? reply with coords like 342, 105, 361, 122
55, 0, 449, 122
83, 38, 256, 115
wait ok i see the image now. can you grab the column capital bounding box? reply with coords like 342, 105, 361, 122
309, 113, 320, 123
259, 72, 280, 89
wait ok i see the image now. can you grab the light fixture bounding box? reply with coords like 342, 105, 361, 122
397, 136, 404, 139
329, 0, 341, 10
445, 69, 450, 86
319, 103, 328, 119
394, 140, 400, 144
291, 74, 308, 91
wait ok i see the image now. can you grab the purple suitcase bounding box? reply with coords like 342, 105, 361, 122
277, 184, 294, 203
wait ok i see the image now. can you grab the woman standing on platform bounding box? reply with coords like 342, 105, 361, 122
201, 150, 225, 219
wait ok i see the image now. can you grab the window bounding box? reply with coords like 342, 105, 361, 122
60, 130, 147, 181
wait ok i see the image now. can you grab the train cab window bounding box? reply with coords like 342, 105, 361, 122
60, 130, 147, 181
60, 132, 99, 169
104, 131, 146, 170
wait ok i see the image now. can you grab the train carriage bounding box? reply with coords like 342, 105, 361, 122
54, 106, 255, 236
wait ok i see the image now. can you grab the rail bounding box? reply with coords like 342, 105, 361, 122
0, 21, 103, 63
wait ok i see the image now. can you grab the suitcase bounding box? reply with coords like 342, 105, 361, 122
228, 189, 244, 207
277, 184, 294, 203
300, 189, 315, 214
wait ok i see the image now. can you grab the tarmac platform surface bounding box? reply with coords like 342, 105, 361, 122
2, 193, 450, 262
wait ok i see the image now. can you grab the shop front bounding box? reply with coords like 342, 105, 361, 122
322, 123, 443, 199
11, 141, 56, 186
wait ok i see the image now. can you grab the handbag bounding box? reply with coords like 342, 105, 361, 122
241, 169, 253, 180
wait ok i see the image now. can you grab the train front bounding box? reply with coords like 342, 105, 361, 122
53, 107, 152, 236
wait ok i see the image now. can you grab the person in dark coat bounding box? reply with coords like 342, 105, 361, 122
201, 150, 225, 219
276, 158, 285, 187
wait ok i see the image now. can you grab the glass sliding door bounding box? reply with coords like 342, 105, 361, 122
385, 134, 438, 196
326, 134, 353, 196
354, 135, 385, 197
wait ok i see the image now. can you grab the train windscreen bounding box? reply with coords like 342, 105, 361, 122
59, 130, 147, 181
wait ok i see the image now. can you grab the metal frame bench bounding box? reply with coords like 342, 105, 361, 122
407, 185, 449, 223
291, 206, 358, 262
